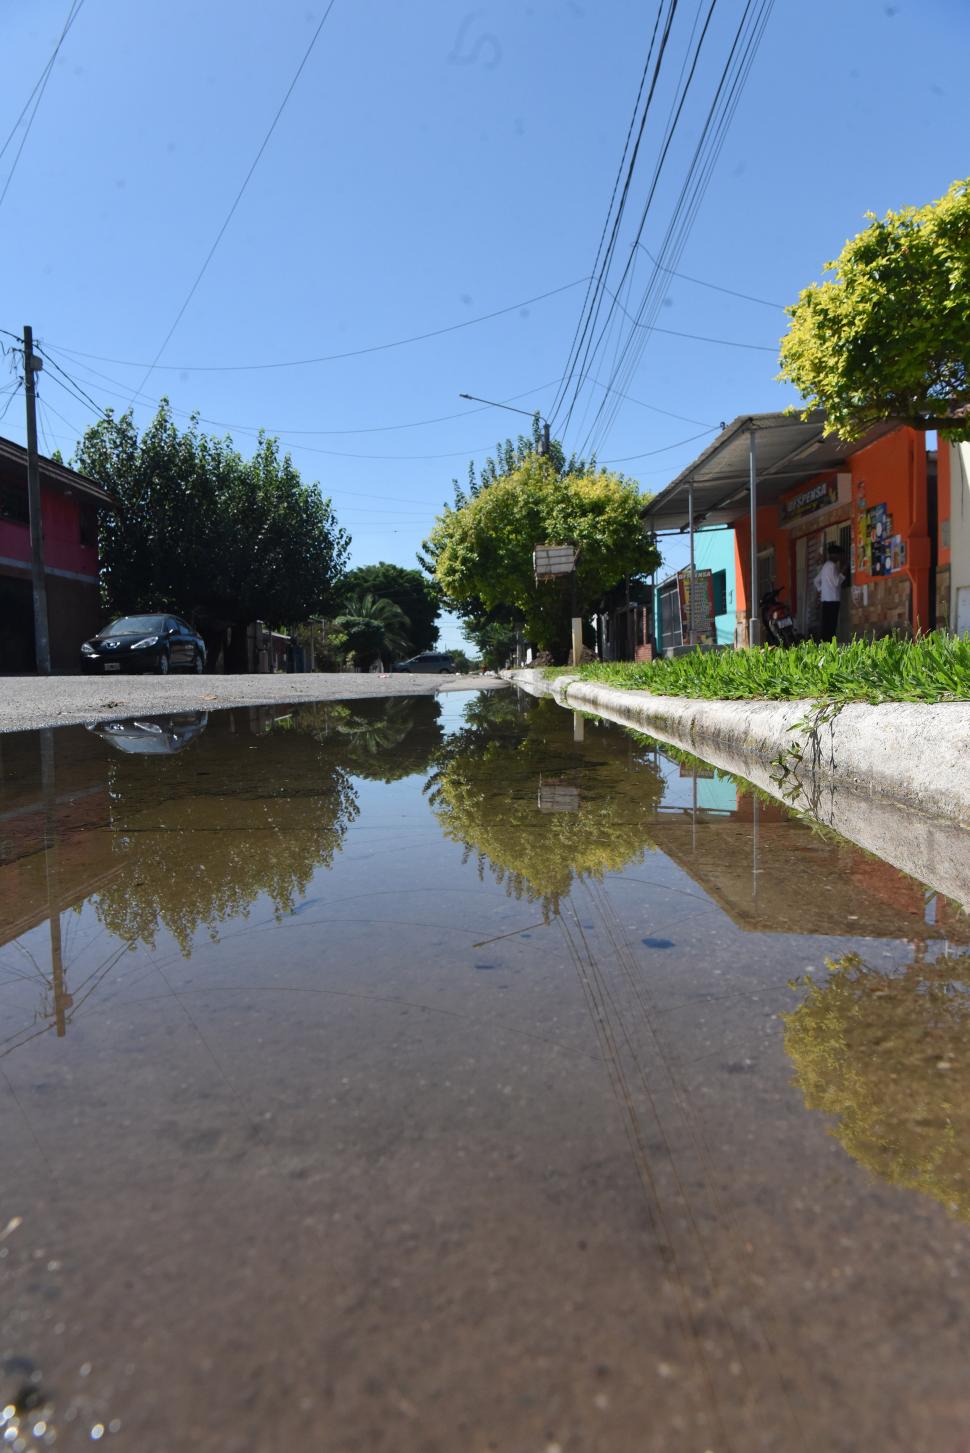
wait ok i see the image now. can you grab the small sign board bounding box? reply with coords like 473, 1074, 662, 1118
534, 544, 576, 579
780, 478, 838, 524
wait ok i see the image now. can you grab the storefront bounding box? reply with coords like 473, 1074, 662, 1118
643, 414, 933, 646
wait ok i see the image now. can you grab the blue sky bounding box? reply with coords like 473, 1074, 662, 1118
3, 0, 968, 647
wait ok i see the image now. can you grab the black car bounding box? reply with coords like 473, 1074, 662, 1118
391, 651, 457, 675
86, 712, 209, 755
80, 615, 206, 675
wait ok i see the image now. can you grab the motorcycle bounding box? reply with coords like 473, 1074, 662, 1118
759, 585, 802, 647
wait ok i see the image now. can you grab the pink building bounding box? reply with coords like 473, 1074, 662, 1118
0, 436, 115, 673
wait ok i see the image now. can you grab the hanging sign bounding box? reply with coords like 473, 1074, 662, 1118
533, 545, 576, 579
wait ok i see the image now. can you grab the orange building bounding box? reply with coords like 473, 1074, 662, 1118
644, 413, 939, 643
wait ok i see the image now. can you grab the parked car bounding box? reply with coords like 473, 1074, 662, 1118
391, 651, 458, 675
80, 615, 206, 675
86, 712, 209, 755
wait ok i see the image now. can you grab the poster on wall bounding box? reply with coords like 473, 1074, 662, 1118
856, 500, 899, 576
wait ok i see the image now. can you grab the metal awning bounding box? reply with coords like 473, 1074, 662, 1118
641, 411, 896, 531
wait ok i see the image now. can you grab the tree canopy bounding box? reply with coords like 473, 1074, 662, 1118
425, 455, 659, 654
74, 403, 350, 635
784, 951, 970, 1222
779, 178, 970, 440
332, 591, 411, 668
339, 562, 440, 656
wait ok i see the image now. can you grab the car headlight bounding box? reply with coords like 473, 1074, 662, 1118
81, 643, 96, 654
131, 635, 160, 649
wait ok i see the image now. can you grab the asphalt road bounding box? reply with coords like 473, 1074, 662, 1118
0, 672, 507, 733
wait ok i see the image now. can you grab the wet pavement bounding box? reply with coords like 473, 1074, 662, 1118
2, 690, 969, 1451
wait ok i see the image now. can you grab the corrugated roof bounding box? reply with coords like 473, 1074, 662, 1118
641, 411, 897, 531
0, 435, 116, 507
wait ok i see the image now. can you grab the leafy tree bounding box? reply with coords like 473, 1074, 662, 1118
339, 562, 440, 657
419, 420, 596, 662
331, 591, 411, 667
74, 403, 350, 665
425, 694, 663, 917
784, 950, 970, 1221
779, 178, 970, 440
425, 455, 659, 656
448, 647, 477, 673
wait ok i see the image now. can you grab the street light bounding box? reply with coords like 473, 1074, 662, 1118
459, 392, 551, 456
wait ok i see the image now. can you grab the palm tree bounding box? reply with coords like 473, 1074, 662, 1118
332, 592, 411, 668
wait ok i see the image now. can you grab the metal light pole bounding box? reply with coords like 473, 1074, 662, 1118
748, 425, 759, 647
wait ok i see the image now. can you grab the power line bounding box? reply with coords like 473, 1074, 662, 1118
0, 380, 22, 423
635, 242, 784, 308
577, 0, 777, 456
602, 426, 717, 463
131, 0, 339, 400
0, 0, 85, 213
36, 347, 111, 418
50, 277, 587, 374
550, 0, 683, 428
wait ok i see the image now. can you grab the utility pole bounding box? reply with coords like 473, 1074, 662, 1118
23, 326, 51, 674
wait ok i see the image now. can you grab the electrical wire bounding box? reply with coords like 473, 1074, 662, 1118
602, 425, 717, 463
131, 0, 339, 400
0, 380, 22, 423
0, 0, 85, 212
50, 277, 588, 374
576, 0, 776, 456
635, 242, 783, 307
549, 0, 682, 427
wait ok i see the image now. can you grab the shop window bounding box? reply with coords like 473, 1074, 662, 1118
0, 484, 29, 527
757, 546, 776, 600
711, 568, 727, 617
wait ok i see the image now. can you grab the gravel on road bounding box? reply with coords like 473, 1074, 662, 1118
0, 672, 507, 734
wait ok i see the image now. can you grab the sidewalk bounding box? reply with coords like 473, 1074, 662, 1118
0, 672, 506, 734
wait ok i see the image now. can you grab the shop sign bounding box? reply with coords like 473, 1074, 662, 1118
780, 478, 838, 523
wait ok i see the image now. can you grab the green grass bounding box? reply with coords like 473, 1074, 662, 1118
541, 633, 970, 704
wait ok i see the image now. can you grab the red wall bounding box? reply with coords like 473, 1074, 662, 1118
0, 483, 99, 579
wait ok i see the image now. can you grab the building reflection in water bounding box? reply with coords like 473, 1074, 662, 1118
0, 698, 445, 1050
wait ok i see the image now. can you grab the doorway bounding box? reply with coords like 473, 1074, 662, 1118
0, 575, 35, 673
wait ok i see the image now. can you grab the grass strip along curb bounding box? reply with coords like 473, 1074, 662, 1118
545, 632, 970, 704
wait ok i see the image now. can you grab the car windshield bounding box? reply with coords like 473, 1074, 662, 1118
101, 616, 167, 635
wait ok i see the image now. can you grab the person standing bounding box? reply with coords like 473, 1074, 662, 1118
814, 544, 845, 640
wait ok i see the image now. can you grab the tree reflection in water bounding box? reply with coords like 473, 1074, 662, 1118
425, 692, 664, 917
93, 697, 444, 955
785, 950, 970, 1221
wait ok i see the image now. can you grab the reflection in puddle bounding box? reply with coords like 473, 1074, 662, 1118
2, 688, 970, 1451
786, 950, 970, 1221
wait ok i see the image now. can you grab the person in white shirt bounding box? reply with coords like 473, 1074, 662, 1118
814, 545, 845, 640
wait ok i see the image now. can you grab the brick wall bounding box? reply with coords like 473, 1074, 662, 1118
850, 575, 912, 637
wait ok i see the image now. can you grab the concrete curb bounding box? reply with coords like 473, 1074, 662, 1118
501, 669, 970, 830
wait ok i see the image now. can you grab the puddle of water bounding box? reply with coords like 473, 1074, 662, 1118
2, 690, 969, 1451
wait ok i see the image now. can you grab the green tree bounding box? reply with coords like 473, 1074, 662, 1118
779, 178, 970, 441
425, 455, 659, 656
74, 403, 350, 664
419, 420, 596, 663
339, 562, 440, 657
332, 591, 411, 667
784, 951, 970, 1221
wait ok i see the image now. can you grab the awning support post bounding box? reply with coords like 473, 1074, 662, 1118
687, 481, 696, 648
748, 426, 759, 647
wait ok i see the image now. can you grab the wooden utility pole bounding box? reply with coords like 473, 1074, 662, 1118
23, 326, 51, 674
